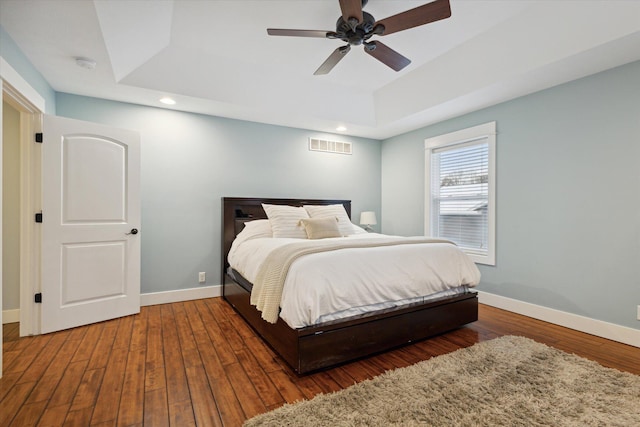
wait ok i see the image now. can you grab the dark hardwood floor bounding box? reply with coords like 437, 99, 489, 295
1, 299, 638, 427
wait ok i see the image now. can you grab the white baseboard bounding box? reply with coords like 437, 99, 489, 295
2, 309, 20, 324
477, 291, 640, 348
141, 285, 222, 307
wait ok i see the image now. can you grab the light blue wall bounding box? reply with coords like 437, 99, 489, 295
381, 60, 640, 329
0, 25, 56, 114
56, 93, 381, 294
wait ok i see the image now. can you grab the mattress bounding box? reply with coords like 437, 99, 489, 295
228, 232, 481, 328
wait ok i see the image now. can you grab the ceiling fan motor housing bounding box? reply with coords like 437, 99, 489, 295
335, 11, 381, 46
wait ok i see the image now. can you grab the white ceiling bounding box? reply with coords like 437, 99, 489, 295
1, 0, 639, 139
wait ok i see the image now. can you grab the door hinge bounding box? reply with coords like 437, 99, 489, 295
35, 133, 43, 143
35, 212, 43, 223
34, 293, 42, 303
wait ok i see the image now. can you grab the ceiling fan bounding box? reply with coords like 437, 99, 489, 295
267, 0, 451, 75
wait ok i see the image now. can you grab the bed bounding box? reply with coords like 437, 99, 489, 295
222, 197, 479, 374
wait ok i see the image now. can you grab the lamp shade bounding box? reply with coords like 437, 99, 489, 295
359, 211, 377, 226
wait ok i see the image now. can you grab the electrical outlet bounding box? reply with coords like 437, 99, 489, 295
198, 272, 206, 283
637, 305, 640, 321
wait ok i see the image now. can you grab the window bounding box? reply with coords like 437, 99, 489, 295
425, 122, 496, 265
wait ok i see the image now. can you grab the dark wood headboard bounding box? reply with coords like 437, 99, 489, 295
221, 197, 351, 283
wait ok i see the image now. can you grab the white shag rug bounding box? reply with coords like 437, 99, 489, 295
244, 336, 640, 426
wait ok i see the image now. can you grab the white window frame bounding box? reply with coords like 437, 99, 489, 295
424, 121, 496, 265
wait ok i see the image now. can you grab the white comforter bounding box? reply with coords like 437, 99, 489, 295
228, 233, 481, 328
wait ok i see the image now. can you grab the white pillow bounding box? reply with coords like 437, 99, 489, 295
229, 219, 273, 262
238, 219, 272, 241
262, 204, 309, 238
304, 204, 354, 236
350, 224, 369, 234
231, 219, 272, 250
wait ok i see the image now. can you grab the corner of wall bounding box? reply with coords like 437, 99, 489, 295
1, 25, 55, 114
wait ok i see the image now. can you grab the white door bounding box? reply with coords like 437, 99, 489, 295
41, 115, 140, 333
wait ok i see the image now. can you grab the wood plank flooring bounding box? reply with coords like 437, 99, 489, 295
2, 299, 639, 427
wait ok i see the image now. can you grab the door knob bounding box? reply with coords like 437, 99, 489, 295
126, 228, 139, 235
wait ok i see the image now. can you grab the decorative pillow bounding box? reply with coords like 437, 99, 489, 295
299, 217, 342, 239
304, 204, 354, 236
262, 204, 309, 238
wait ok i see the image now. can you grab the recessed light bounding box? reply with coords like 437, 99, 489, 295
159, 97, 176, 105
336, 126, 347, 132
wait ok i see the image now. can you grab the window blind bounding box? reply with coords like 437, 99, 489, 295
430, 138, 489, 256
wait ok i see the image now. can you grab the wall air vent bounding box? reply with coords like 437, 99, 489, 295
309, 138, 352, 155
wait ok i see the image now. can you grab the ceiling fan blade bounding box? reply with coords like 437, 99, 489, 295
375, 0, 451, 36
267, 29, 331, 38
339, 0, 363, 25
314, 45, 351, 75
364, 41, 411, 72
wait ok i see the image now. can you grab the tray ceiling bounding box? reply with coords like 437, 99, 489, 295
1, 0, 639, 138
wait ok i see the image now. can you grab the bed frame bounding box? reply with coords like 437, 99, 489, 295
222, 197, 478, 374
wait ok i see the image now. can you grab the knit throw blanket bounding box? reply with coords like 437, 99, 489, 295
250, 236, 454, 323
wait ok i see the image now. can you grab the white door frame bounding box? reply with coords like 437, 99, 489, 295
1, 57, 46, 372
16, 101, 42, 337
